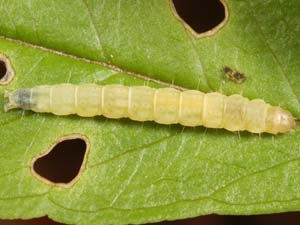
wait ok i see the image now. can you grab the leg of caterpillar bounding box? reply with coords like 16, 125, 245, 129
4, 84, 296, 134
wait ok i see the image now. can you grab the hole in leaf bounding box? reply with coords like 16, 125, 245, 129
0, 60, 7, 80
171, 0, 227, 36
0, 54, 14, 85
33, 137, 88, 185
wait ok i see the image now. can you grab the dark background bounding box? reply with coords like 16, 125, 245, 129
2, 213, 300, 225
1, 0, 299, 224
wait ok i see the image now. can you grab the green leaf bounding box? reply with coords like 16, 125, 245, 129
0, 1, 300, 225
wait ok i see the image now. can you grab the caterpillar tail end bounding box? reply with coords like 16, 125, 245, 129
3, 90, 17, 112
4, 102, 17, 112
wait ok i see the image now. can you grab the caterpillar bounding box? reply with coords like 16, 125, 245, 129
4, 84, 296, 134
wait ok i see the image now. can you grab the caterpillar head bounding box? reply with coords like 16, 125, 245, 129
4, 89, 32, 112
265, 106, 296, 134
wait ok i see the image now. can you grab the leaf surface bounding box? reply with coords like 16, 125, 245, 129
0, 1, 300, 225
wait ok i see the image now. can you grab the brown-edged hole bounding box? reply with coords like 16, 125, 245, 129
0, 60, 7, 80
0, 54, 14, 85
172, 0, 227, 36
33, 138, 87, 184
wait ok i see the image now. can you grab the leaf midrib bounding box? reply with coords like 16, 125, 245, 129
0, 35, 186, 90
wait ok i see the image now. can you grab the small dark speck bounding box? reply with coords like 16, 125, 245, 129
223, 66, 232, 73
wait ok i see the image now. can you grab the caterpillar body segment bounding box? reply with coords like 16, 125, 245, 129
4, 84, 296, 134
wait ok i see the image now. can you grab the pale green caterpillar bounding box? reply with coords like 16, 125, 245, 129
4, 84, 296, 134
